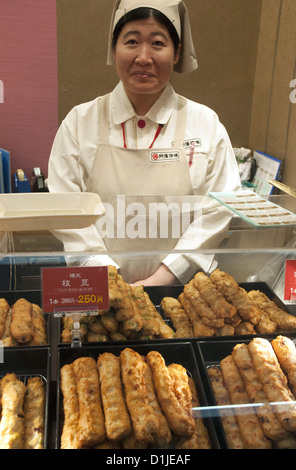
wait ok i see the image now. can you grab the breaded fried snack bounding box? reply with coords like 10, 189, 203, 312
220, 354, 271, 448
10, 298, 34, 343
28, 304, 47, 345
0, 374, 26, 449
161, 297, 193, 338
232, 343, 288, 441
210, 270, 261, 325
115, 275, 135, 321
143, 292, 175, 339
73, 357, 105, 447
120, 348, 158, 444
108, 265, 123, 309
193, 272, 236, 318
60, 364, 81, 449
97, 352, 131, 442
24, 377, 45, 449
146, 350, 195, 438
184, 377, 212, 449
248, 290, 296, 331
0, 298, 10, 338
248, 337, 296, 432
179, 292, 216, 337
132, 286, 160, 337
208, 366, 244, 449
184, 280, 224, 328
142, 360, 172, 447
271, 336, 296, 397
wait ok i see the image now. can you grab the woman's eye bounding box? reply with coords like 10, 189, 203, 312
153, 40, 166, 47
125, 39, 138, 45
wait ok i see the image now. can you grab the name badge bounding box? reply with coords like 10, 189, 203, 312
150, 151, 180, 163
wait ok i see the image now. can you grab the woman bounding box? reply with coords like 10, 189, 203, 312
48, 0, 241, 285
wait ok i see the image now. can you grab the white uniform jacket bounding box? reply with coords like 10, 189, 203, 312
48, 82, 241, 283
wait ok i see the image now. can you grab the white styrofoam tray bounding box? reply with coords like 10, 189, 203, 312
0, 192, 105, 231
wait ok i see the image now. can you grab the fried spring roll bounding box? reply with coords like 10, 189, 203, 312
143, 292, 175, 339
220, 355, 271, 449
210, 270, 261, 325
108, 265, 123, 309
60, 363, 80, 449
248, 337, 296, 432
161, 297, 193, 338
146, 351, 195, 438
208, 366, 244, 449
10, 298, 35, 343
115, 275, 135, 321
120, 348, 158, 444
193, 272, 236, 318
184, 281, 224, 328
73, 357, 105, 447
232, 343, 288, 441
0, 298, 10, 338
271, 336, 296, 398
97, 353, 131, 441
132, 286, 160, 337
24, 377, 45, 449
0, 309, 17, 346
248, 290, 296, 331
142, 360, 172, 447
0, 374, 26, 449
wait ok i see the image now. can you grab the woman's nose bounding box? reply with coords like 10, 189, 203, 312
135, 44, 153, 64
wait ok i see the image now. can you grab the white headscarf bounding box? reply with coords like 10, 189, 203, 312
106, 0, 198, 74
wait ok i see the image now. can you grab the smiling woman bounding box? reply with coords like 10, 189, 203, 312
48, 0, 241, 286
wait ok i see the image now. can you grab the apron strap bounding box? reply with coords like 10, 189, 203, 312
98, 93, 187, 148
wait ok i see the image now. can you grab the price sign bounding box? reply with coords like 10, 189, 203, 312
42, 266, 109, 314
284, 260, 296, 302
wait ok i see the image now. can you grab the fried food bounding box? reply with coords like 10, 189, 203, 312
168, 363, 198, 449
271, 336, 296, 397
232, 343, 288, 441
0, 374, 26, 449
210, 269, 261, 325
10, 298, 34, 343
179, 292, 216, 337
255, 309, 277, 334
208, 366, 244, 449
24, 377, 45, 449
142, 360, 172, 447
115, 275, 135, 321
72, 357, 105, 447
28, 304, 47, 345
143, 292, 175, 339
193, 272, 236, 318
234, 321, 256, 335
161, 297, 193, 338
220, 354, 271, 448
248, 337, 296, 432
60, 363, 80, 449
100, 313, 119, 334
215, 324, 235, 336
146, 350, 195, 438
185, 377, 212, 449
0, 309, 17, 346
97, 352, 131, 442
0, 298, 10, 339
248, 290, 296, 331
183, 280, 224, 328
108, 265, 123, 309
120, 348, 158, 444
132, 286, 160, 337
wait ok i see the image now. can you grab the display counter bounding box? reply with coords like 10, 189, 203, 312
0, 193, 296, 450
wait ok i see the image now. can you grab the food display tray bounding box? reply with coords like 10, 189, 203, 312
55, 341, 222, 449
194, 334, 296, 448
0, 290, 50, 347
0, 192, 105, 231
0, 347, 51, 449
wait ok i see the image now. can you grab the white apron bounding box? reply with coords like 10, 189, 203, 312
87, 93, 194, 283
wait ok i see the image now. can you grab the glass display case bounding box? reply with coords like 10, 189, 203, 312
0, 193, 296, 450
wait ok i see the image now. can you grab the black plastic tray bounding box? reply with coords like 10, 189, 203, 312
56, 341, 222, 449
0, 290, 50, 347
195, 334, 296, 448
0, 346, 51, 449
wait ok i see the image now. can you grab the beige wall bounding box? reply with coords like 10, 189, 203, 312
56, 0, 296, 184
249, 0, 296, 185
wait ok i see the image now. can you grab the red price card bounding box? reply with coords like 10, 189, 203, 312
284, 260, 296, 301
42, 266, 109, 313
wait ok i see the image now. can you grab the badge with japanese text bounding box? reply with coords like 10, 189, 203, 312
42, 266, 109, 314
284, 260, 296, 302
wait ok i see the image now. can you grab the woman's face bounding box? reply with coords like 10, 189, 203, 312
113, 16, 180, 104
